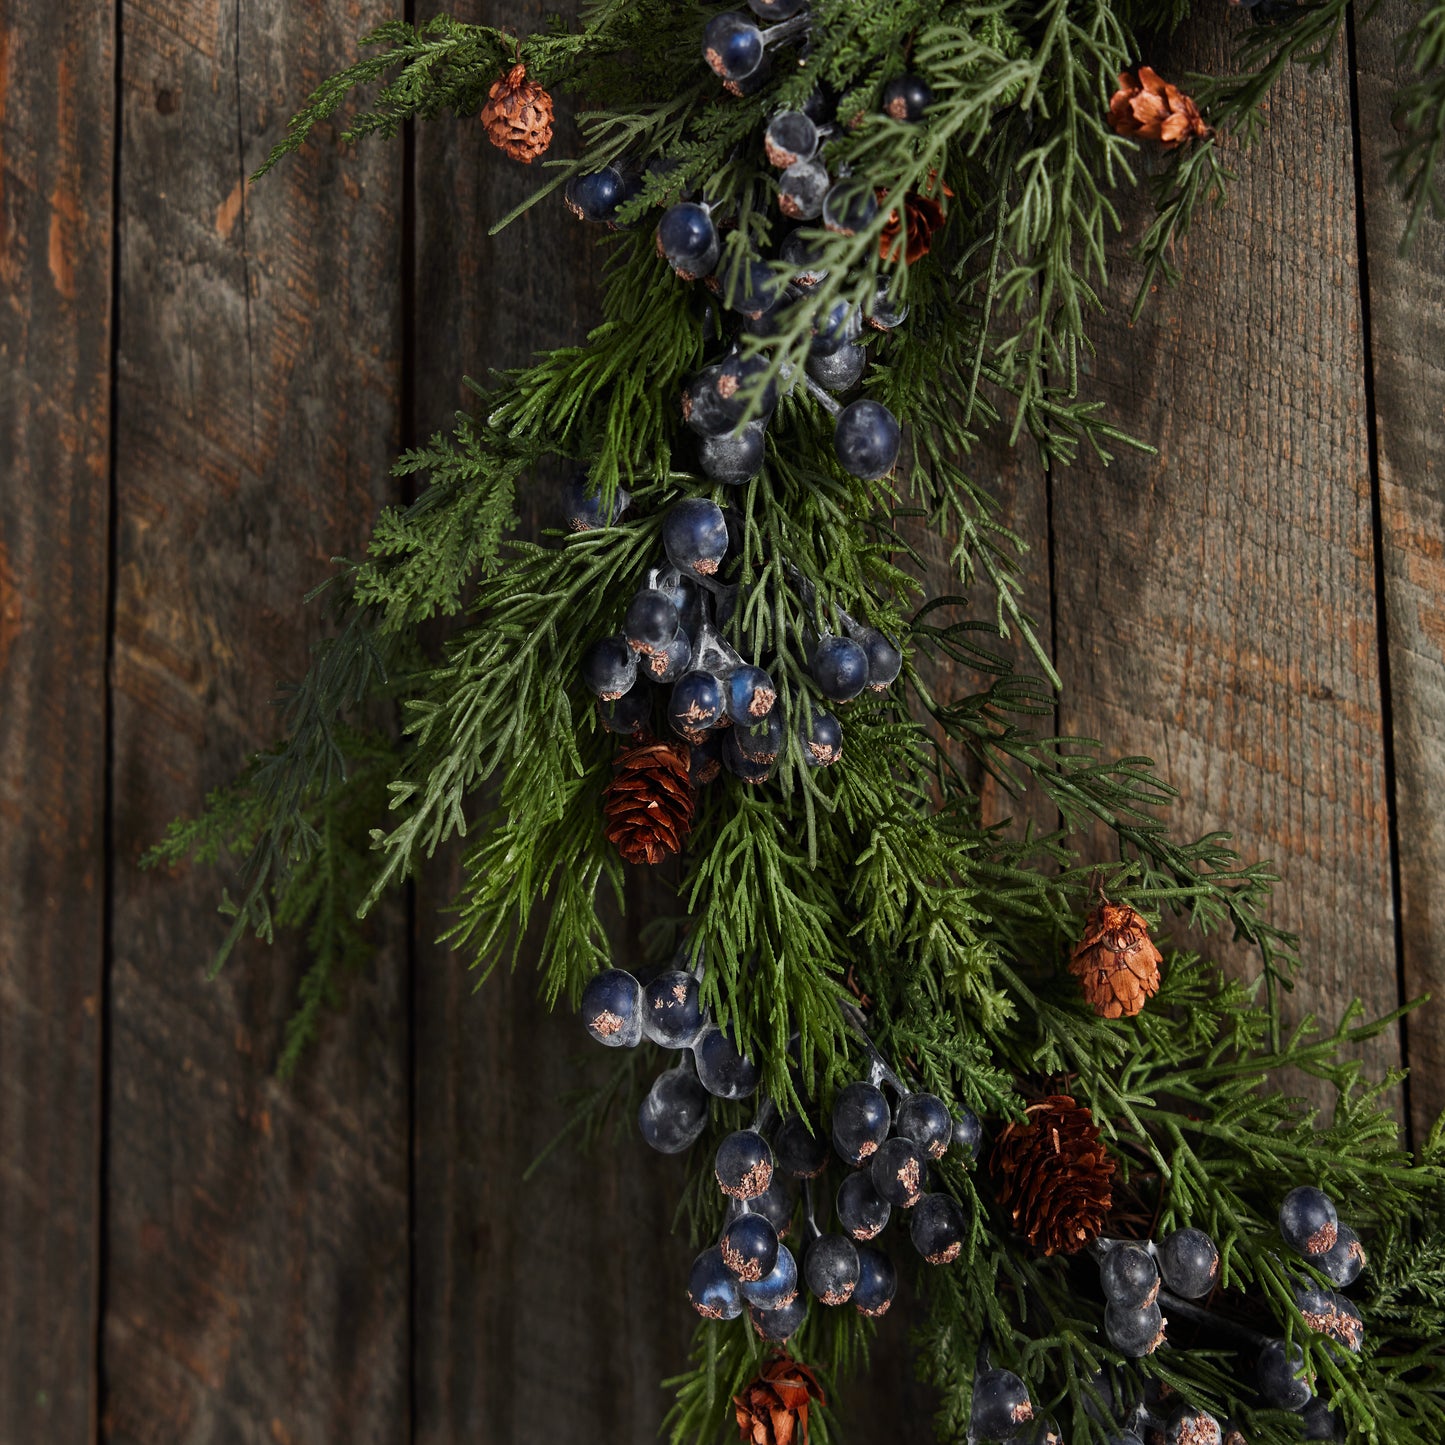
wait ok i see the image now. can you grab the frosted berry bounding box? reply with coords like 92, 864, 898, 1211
714, 352, 779, 422
642, 969, 705, 1047
806, 342, 867, 392
1293, 1286, 1363, 1352
624, 589, 681, 654
893, 1092, 952, 1159
803, 708, 843, 766
831, 1080, 891, 1163
910, 1192, 966, 1264
752, 1174, 796, 1239
1298, 1399, 1343, 1441
715, 1129, 775, 1199
564, 475, 630, 530
749, 1290, 807, 1342
834, 398, 901, 479
804, 1233, 860, 1305
809, 298, 862, 358
781, 228, 827, 288
722, 728, 776, 785
564, 166, 627, 223
871, 1136, 928, 1208
638, 1066, 710, 1153
663, 498, 729, 577
811, 635, 871, 702
741, 1242, 798, 1311
597, 689, 650, 736
642, 632, 693, 684
669, 670, 726, 741
882, 74, 933, 121
581, 636, 638, 701
857, 627, 903, 688
852, 1244, 897, 1316
1165, 1408, 1221, 1445
1317, 1223, 1366, 1287
580, 968, 644, 1046
735, 711, 783, 764
765, 110, 819, 167
1104, 1299, 1165, 1357
970, 1369, 1034, 1440
865, 277, 910, 330
657, 201, 720, 279
1257, 1337, 1312, 1410
774, 1113, 831, 1178
1157, 1227, 1219, 1300
724, 664, 778, 723
778, 158, 831, 220
721, 1210, 779, 1283
1099, 1243, 1159, 1309
822, 178, 879, 236
1280, 1186, 1339, 1257
722, 257, 786, 320
693, 1023, 760, 1099
699, 423, 766, 484
703, 13, 764, 83
683, 366, 735, 436
688, 1245, 744, 1320
836, 1169, 890, 1241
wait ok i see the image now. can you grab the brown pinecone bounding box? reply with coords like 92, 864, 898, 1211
734, 1355, 826, 1445
991, 1095, 1115, 1256
1108, 67, 1210, 147
1068, 901, 1163, 1019
480, 63, 554, 163
603, 740, 695, 864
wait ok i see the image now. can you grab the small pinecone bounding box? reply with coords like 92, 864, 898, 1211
480, 63, 554, 163
734, 1354, 826, 1445
1108, 67, 1210, 147
991, 1095, 1115, 1256
1068, 901, 1163, 1019
603, 740, 695, 864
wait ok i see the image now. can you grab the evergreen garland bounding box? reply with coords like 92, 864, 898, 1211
150, 1, 1445, 1441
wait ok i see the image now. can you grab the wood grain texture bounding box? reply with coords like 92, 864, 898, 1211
102, 3, 409, 1441
0, 6, 114, 1439
1052, 25, 1402, 1082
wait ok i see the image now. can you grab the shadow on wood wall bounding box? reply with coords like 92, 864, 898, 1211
0, 0, 1440, 1441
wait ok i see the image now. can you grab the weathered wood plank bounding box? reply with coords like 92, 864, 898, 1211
1052, 28, 1401, 1082
1354, 1, 1445, 1140
0, 5, 114, 1438
102, 3, 409, 1440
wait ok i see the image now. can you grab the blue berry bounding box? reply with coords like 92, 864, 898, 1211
722, 257, 785, 318
1166, 1409, 1220, 1445
805, 1233, 860, 1304
683, 365, 734, 436
806, 342, 866, 392
689, 731, 723, 786
1280, 1186, 1339, 1257
871, 1136, 928, 1208
716, 1129, 775, 1199
597, 690, 650, 736
640, 632, 693, 684
1099, 1243, 1159, 1309
831, 1080, 891, 1164
857, 627, 902, 688
724, 664, 778, 723
699, 423, 766, 484
822, 178, 878, 237
852, 1244, 897, 1316
774, 1113, 831, 1178
638, 1066, 710, 1153
970, 1369, 1034, 1440
809, 297, 861, 356
749, 1290, 807, 1342
764, 110, 819, 167
693, 1023, 760, 1099
669, 670, 726, 741
740, 1242, 798, 1310
780, 228, 827, 287
663, 498, 729, 577
1299, 1399, 1343, 1441
722, 727, 776, 785
1104, 1299, 1165, 1356
564, 166, 627, 223
688, 1245, 744, 1320
778, 158, 830, 220
882, 74, 933, 122
811, 635, 871, 702
1157, 1227, 1219, 1300
751, 1174, 796, 1239
834, 398, 901, 479
657, 201, 719, 279
1317, 1223, 1366, 1287
702, 13, 765, 83
1257, 1337, 1312, 1410
910, 1192, 966, 1263
581, 635, 638, 701
1293, 1284, 1363, 1352
642, 969, 705, 1047
802, 708, 843, 766
580, 968, 645, 1046
952, 1108, 984, 1159
836, 1168, 890, 1241
865, 277, 909, 330
721, 1210, 779, 1283
624, 588, 681, 654
735, 710, 783, 764
714, 352, 779, 422
893, 1092, 953, 1159
564, 475, 630, 530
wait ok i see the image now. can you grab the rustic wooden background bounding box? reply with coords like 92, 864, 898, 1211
2, 0, 1441, 1439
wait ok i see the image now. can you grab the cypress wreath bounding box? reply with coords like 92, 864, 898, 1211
150, 3, 1445, 1442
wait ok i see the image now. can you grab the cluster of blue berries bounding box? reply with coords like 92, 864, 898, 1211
1096, 1226, 1221, 1359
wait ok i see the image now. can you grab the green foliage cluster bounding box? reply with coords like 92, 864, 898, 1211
154, 1, 1445, 1442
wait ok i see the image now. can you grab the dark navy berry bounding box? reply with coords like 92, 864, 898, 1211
1100, 1243, 1159, 1309
801, 708, 843, 767
970, 1369, 1034, 1440
721, 1210, 779, 1283
811, 635, 871, 702
642, 969, 705, 1047
740, 1242, 797, 1310
780, 228, 827, 287
871, 1136, 928, 1208
657, 202, 719, 278
1104, 1299, 1165, 1357
1317, 1223, 1366, 1287
715, 1129, 775, 1199
638, 1066, 710, 1153
806, 343, 866, 392
1294, 1285, 1363, 1352
893, 1093, 952, 1159
725, 664, 778, 723
693, 1023, 760, 1099
852, 1245, 897, 1316
663, 498, 729, 577
764, 110, 819, 167
703, 13, 765, 83
804, 1233, 860, 1304
699, 424, 766, 484
752, 1174, 795, 1239
669, 670, 726, 741
641, 631, 693, 683
581, 636, 638, 701
1280, 1186, 1339, 1257
910, 1192, 966, 1263
580, 969, 644, 1047
882, 74, 933, 122
1166, 1409, 1220, 1445
683, 366, 734, 436
688, 1245, 745, 1320
834, 398, 901, 479
624, 589, 680, 654
736, 710, 783, 764
564, 475, 630, 530
778, 158, 830, 220
822, 178, 879, 236
1299, 1399, 1344, 1441
714, 352, 779, 422
836, 1169, 890, 1241
723, 257, 786, 318
689, 731, 724, 786
810, 297, 862, 357
1257, 1337, 1312, 1409
749, 1290, 807, 1341
722, 728, 776, 785
831, 1081, 891, 1164
952, 1108, 984, 1159
598, 689, 650, 736
564, 166, 627, 223
774, 1114, 830, 1178
857, 627, 902, 688
1157, 1227, 1219, 1300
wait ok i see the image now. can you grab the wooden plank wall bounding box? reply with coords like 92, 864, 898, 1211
0, 0, 1440, 1438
